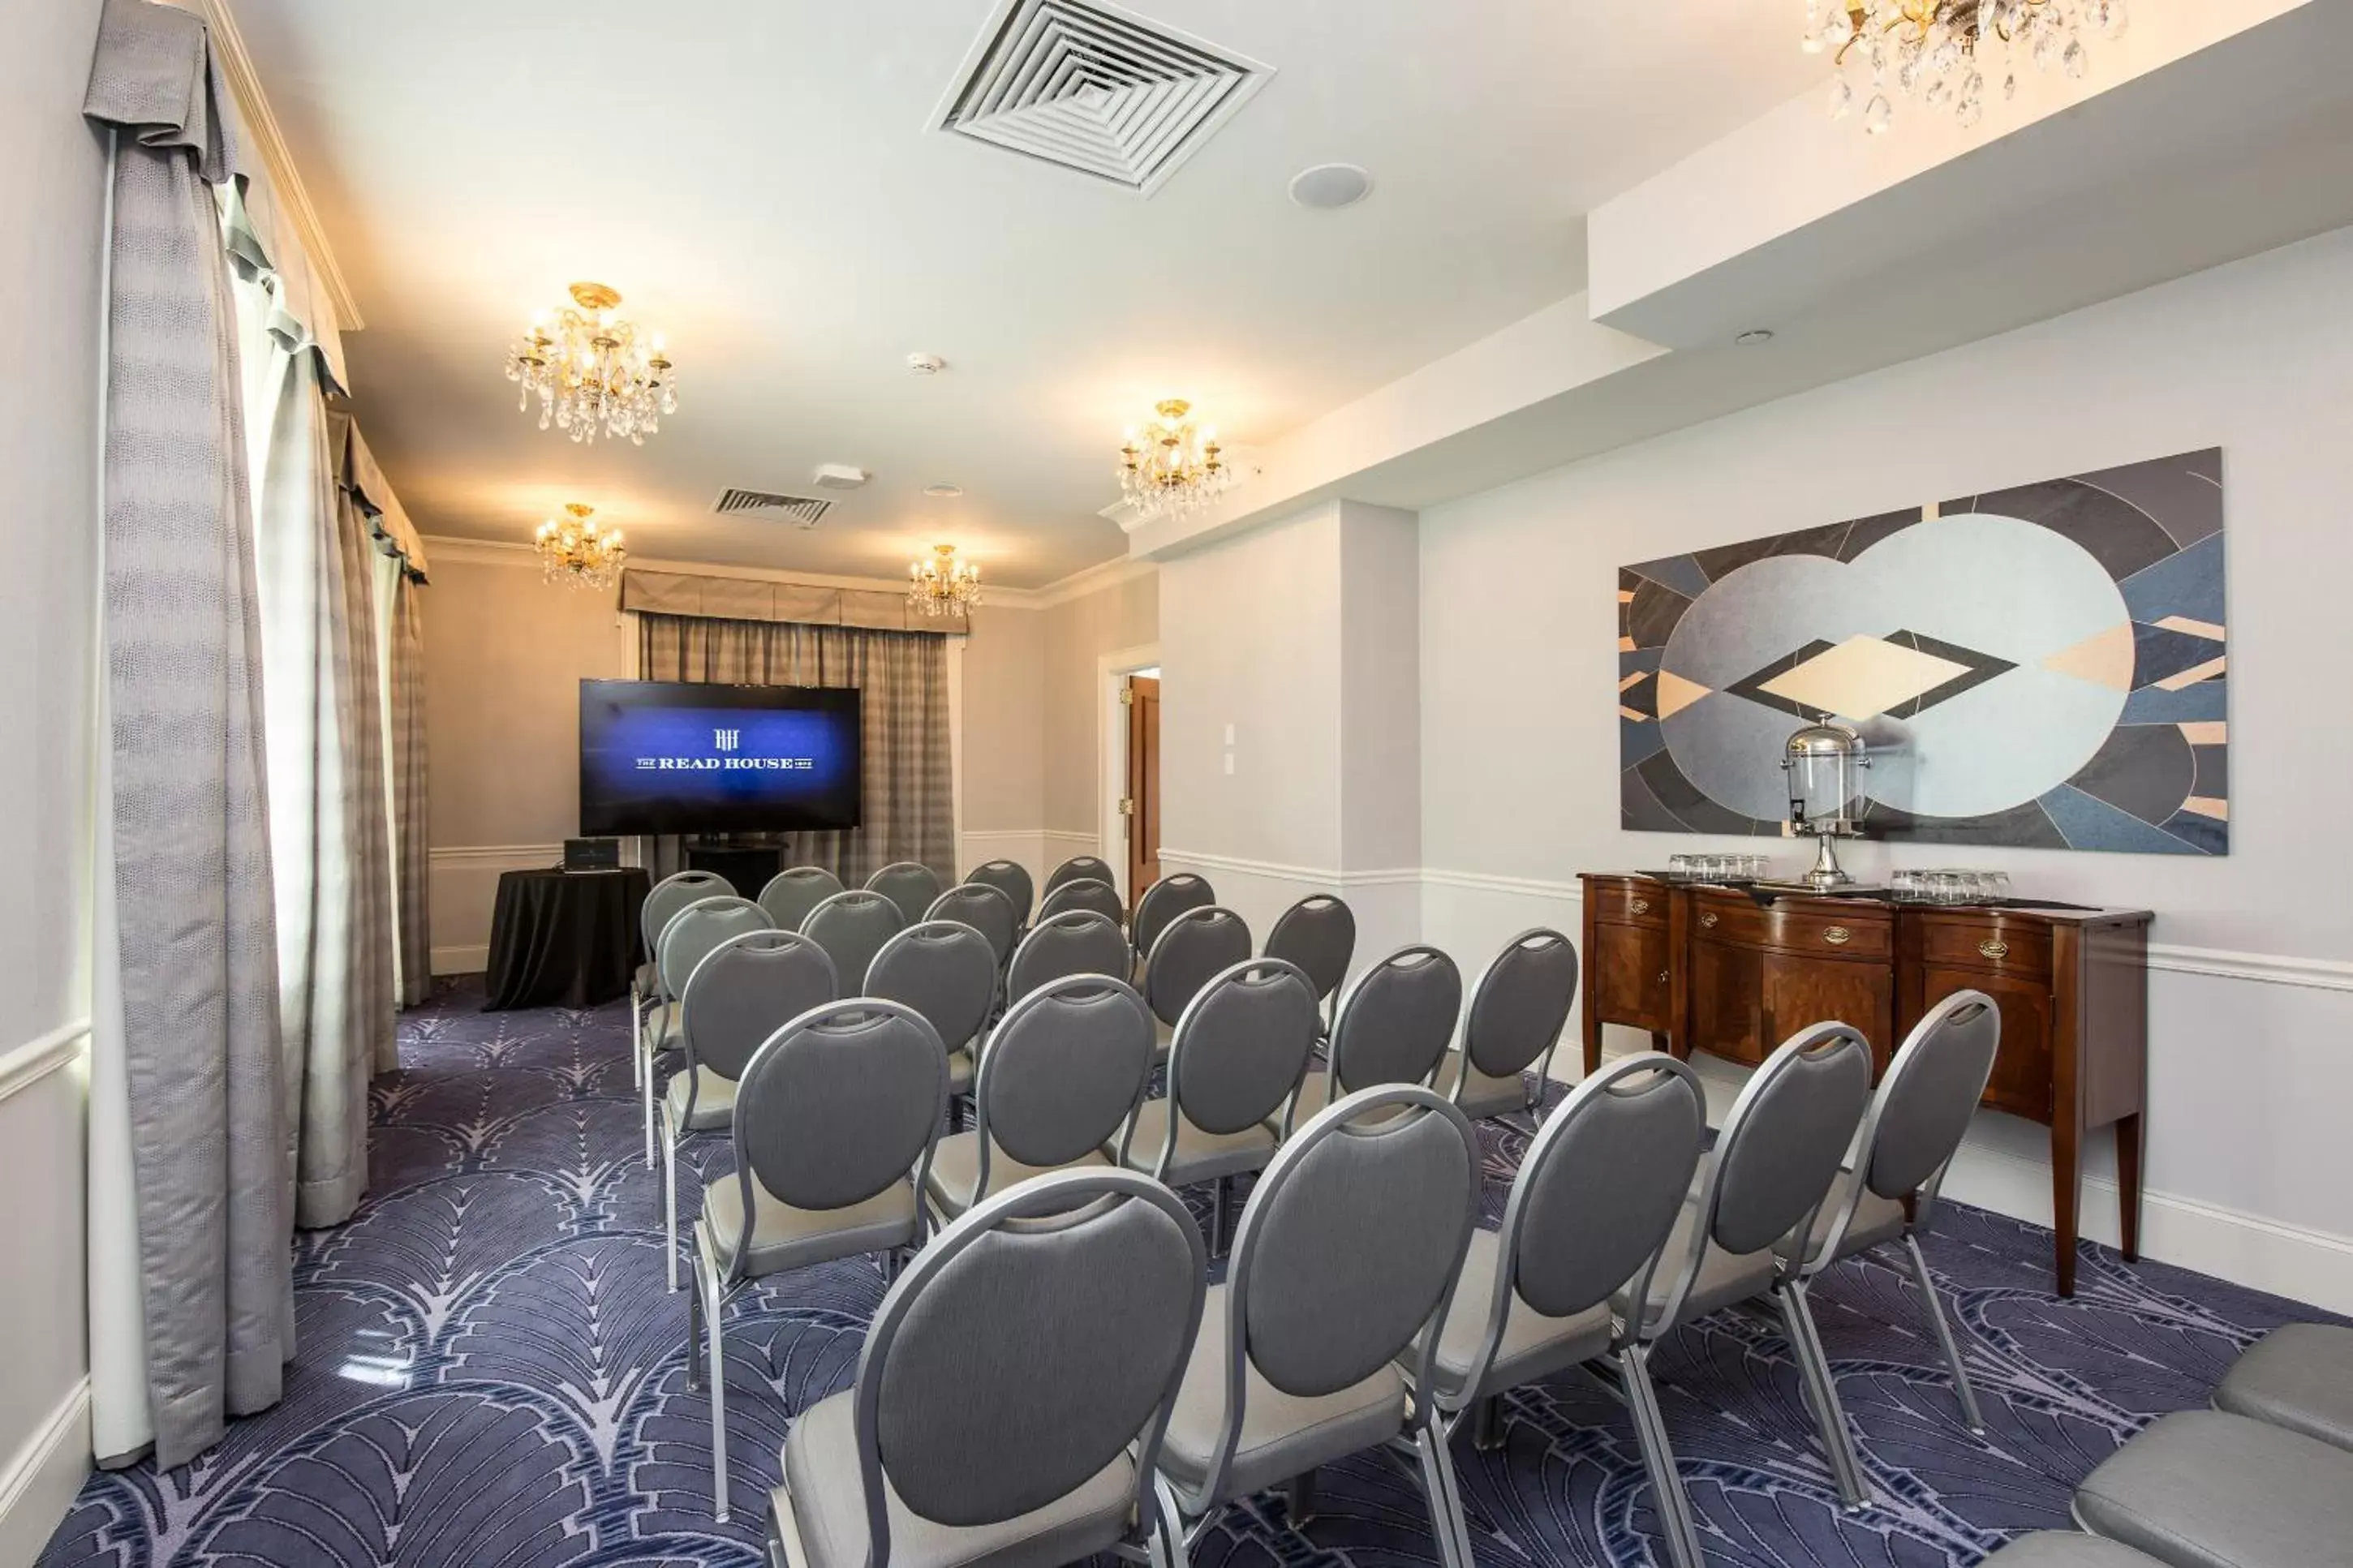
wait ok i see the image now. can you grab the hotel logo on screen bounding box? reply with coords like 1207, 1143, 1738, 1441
634, 724, 815, 771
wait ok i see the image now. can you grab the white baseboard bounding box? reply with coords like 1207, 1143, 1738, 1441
0, 1378, 90, 1567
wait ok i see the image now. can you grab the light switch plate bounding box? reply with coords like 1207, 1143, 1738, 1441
1223, 723, 1236, 745
1223, 751, 1235, 775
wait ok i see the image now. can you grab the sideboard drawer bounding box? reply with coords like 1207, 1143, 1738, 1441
1917, 916, 2054, 978
1760, 904, 1893, 960
1592, 879, 1668, 928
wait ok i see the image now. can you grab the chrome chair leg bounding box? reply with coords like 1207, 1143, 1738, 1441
662, 1111, 682, 1294
1410, 1422, 1475, 1568
1150, 1475, 1190, 1568
1776, 1278, 1871, 1510
1284, 1469, 1317, 1527
643, 1038, 660, 1169
703, 1252, 732, 1523
1621, 1343, 1705, 1568
1902, 1232, 1986, 1434
1472, 1391, 1507, 1451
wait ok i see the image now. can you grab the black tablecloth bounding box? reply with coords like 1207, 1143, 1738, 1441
483, 867, 651, 1011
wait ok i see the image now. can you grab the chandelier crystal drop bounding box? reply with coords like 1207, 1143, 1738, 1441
908, 544, 983, 617
1805, 0, 2126, 134
535, 504, 626, 589
504, 281, 678, 445
1117, 398, 1232, 524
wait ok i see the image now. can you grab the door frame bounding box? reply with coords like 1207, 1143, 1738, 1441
1096, 642, 1160, 903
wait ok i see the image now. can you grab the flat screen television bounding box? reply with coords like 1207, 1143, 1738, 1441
579, 679, 862, 837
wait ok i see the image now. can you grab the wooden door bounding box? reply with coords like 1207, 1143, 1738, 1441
1125, 675, 1161, 899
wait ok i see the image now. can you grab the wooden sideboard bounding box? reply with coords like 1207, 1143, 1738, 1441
1577, 872, 2153, 1295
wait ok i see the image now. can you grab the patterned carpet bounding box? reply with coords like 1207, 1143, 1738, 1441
37, 977, 2328, 1568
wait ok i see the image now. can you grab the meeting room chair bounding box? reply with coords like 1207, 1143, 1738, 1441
1131, 871, 1215, 974
798, 888, 906, 992
1037, 874, 1127, 928
1283, 944, 1462, 1130
923, 882, 1020, 980
686, 997, 949, 1523
659, 930, 837, 1293
1042, 853, 1118, 896
864, 920, 999, 1110
1113, 956, 1320, 1252
1615, 1020, 1875, 1552
1263, 894, 1356, 1036
757, 865, 843, 934
1006, 909, 1131, 1004
645, 895, 773, 1166
633, 870, 730, 1087
764, 1168, 1206, 1568
1155, 1085, 1483, 1568
1435, 927, 1580, 1128
1782, 990, 2002, 1438
1142, 905, 1252, 1061
923, 973, 1155, 1222
963, 858, 1035, 931
1409, 1053, 1709, 1565
864, 861, 945, 926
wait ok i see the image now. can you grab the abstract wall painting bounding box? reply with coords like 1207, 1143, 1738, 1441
1618, 447, 2227, 855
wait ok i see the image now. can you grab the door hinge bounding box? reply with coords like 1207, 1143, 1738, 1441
1118, 797, 1136, 817
1120, 685, 1135, 706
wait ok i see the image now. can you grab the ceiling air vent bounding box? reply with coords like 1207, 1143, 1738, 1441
933, 0, 1272, 196
712, 489, 832, 527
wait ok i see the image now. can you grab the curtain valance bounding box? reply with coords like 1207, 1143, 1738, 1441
222, 175, 349, 393
332, 416, 430, 579
620, 566, 966, 634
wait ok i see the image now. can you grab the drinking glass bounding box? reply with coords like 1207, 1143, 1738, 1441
1892, 869, 1921, 901
1668, 853, 1693, 880
1985, 871, 2011, 902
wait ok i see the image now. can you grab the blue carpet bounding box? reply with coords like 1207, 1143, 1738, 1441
37, 977, 2325, 1566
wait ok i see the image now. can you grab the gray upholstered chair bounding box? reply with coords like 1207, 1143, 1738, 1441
866, 861, 946, 926
634, 870, 730, 1089
2073, 1408, 2353, 1568
2214, 1323, 2353, 1453
645, 895, 773, 1166
1263, 894, 1355, 1034
1131, 872, 1215, 973
1282, 944, 1461, 1130
1783, 989, 2001, 1437
1114, 956, 1321, 1252
1973, 1536, 2166, 1568
660, 930, 838, 1293
1007, 910, 1132, 1004
865, 920, 1000, 1106
1156, 1085, 1482, 1568
1615, 1020, 1875, 1553
924, 883, 1020, 978
964, 859, 1035, 931
759, 865, 844, 934
766, 1169, 1206, 1568
923, 974, 1155, 1222
1142, 905, 1251, 1061
1038, 875, 1126, 929
799, 888, 906, 992
1410, 1053, 1709, 1562
1043, 853, 1118, 896
1435, 927, 1579, 1127
686, 998, 949, 1523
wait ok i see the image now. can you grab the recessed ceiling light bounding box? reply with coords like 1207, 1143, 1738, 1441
1735, 329, 1776, 346
906, 352, 947, 375
1288, 162, 1373, 210
923, 483, 965, 499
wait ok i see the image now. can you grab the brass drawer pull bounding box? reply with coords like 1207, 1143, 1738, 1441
1630, 897, 1651, 916
1656, 971, 1671, 985
1979, 938, 2011, 960
1822, 926, 1853, 947
1700, 910, 1719, 929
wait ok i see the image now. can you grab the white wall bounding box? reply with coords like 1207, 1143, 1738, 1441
1418, 225, 2353, 1311
0, 0, 106, 1553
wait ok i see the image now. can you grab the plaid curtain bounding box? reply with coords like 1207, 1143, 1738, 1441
388, 565, 431, 1007
635, 613, 953, 887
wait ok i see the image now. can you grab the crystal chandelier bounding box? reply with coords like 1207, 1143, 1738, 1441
534, 504, 626, 589
504, 281, 678, 445
1117, 398, 1232, 524
908, 544, 983, 617
1806, 0, 2128, 134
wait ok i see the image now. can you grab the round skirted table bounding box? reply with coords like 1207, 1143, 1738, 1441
482, 866, 652, 1011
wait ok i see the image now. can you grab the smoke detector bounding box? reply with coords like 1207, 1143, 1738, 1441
906, 352, 947, 376
813, 464, 871, 491
923, 482, 965, 499
1289, 163, 1373, 209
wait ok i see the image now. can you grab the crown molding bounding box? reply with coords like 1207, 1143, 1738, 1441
179, 0, 364, 330
1023, 552, 1156, 609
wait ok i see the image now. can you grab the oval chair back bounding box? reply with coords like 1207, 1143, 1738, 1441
866, 921, 1000, 1063
1263, 895, 1356, 1009
800, 889, 907, 992
1326, 945, 1462, 1096
658, 896, 773, 1001
1131, 873, 1214, 964
1164, 959, 1320, 1141
723, 999, 949, 1282
845, 1171, 1206, 1562
1008, 911, 1131, 1003
1038, 876, 1126, 929
924, 883, 1020, 972
678, 929, 839, 1086
1861, 990, 1999, 1206
643, 871, 733, 986
1460, 927, 1580, 1083
971, 975, 1155, 1187
964, 860, 1035, 930
1042, 855, 1118, 897
867, 861, 946, 926
1143, 906, 1252, 1029
759, 866, 844, 934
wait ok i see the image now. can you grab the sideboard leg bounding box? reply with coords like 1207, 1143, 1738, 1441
2114, 1112, 2145, 1263
2051, 1117, 2080, 1298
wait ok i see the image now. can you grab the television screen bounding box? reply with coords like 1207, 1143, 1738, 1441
579, 680, 862, 836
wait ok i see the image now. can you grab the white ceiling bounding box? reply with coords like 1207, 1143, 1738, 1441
232, 0, 1822, 586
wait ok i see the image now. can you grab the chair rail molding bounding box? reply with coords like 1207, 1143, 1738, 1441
430, 843, 566, 871
0, 1019, 92, 1103
1156, 848, 1424, 889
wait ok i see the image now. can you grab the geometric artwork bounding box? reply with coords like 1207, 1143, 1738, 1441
1620, 448, 2228, 853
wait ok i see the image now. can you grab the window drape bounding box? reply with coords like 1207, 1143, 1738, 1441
636, 613, 954, 887
385, 561, 432, 1007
